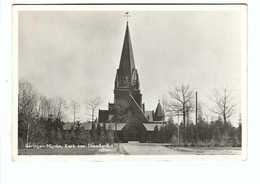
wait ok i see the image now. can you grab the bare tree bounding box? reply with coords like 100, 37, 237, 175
18, 80, 37, 117
18, 79, 38, 153
160, 95, 170, 122
71, 100, 80, 125
34, 97, 55, 119
35, 95, 50, 119
209, 87, 236, 125
53, 96, 67, 120
85, 96, 103, 123
168, 84, 194, 143
41, 97, 54, 118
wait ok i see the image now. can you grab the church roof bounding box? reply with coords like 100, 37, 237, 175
63, 122, 164, 131
118, 23, 135, 75
144, 111, 154, 122
63, 122, 127, 131
143, 123, 164, 131
154, 101, 164, 117
98, 110, 109, 123
128, 94, 149, 123
106, 123, 126, 131
80, 123, 93, 130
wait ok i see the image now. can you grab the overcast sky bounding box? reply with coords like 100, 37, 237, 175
19, 10, 242, 125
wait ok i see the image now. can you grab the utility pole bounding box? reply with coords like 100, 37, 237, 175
195, 91, 198, 143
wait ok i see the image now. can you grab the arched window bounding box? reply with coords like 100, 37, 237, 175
132, 70, 137, 85
125, 72, 129, 85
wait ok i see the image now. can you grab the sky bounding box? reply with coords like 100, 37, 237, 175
18, 10, 242, 125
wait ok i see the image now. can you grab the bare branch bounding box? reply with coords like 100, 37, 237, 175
53, 96, 67, 120
71, 100, 80, 123
85, 96, 103, 122
209, 87, 236, 124
168, 84, 194, 143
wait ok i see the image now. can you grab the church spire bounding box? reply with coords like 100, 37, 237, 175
118, 22, 135, 75
114, 14, 142, 108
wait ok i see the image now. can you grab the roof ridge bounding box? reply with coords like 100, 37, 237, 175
128, 94, 149, 122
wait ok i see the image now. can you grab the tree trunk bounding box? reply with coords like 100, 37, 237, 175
26, 121, 30, 155
92, 110, 94, 123
223, 113, 227, 137
224, 114, 227, 125
73, 109, 75, 126
183, 105, 186, 143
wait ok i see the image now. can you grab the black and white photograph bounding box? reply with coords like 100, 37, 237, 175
12, 5, 247, 160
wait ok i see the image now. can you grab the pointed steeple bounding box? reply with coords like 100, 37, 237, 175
114, 21, 142, 108
154, 100, 164, 117
118, 23, 135, 75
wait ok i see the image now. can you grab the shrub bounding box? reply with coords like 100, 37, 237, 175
170, 135, 179, 145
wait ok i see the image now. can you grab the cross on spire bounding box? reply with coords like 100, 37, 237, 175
124, 11, 131, 23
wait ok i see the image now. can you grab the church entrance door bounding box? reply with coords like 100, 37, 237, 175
128, 132, 140, 141
123, 124, 141, 142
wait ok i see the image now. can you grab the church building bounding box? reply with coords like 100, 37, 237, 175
98, 22, 164, 143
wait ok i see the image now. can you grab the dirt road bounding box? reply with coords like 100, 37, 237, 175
119, 142, 189, 155
119, 142, 241, 155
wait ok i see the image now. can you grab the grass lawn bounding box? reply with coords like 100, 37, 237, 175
18, 144, 242, 155
18, 145, 124, 155
165, 146, 242, 155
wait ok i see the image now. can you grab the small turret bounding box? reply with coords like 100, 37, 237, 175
153, 100, 164, 121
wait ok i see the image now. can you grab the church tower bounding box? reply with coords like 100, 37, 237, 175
114, 22, 142, 108
98, 16, 164, 142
